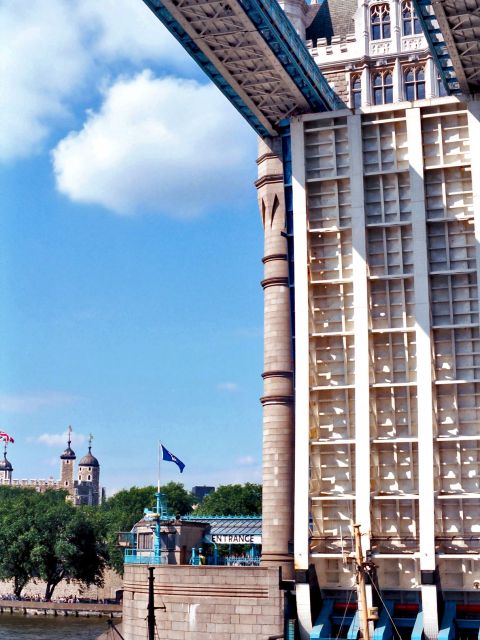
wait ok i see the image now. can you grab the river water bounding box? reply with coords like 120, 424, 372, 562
0, 615, 108, 639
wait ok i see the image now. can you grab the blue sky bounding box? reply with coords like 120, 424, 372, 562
0, 0, 262, 494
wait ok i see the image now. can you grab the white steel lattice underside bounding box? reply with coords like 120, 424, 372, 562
151, 0, 310, 134
432, 0, 480, 93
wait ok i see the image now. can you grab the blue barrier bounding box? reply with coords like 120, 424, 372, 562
438, 602, 456, 640
347, 611, 360, 639
310, 600, 334, 639
373, 601, 394, 640
411, 611, 424, 640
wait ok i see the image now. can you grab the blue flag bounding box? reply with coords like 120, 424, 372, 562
161, 444, 185, 473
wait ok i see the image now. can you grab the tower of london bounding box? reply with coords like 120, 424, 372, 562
0, 426, 101, 506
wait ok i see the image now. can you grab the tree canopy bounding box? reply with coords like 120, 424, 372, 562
194, 483, 262, 516
0, 487, 107, 599
0, 482, 262, 589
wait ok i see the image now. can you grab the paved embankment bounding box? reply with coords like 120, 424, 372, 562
0, 601, 122, 618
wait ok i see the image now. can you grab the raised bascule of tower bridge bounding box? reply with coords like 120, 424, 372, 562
122, 0, 480, 639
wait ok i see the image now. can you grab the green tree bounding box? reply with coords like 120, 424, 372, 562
162, 482, 195, 516
0, 488, 107, 600
31, 503, 108, 600
194, 483, 262, 516
0, 487, 41, 596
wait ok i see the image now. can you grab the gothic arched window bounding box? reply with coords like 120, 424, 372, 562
351, 75, 362, 109
372, 71, 394, 105
402, 0, 422, 35
371, 3, 391, 40
404, 66, 426, 100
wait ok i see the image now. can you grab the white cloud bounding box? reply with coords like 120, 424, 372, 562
52, 71, 256, 217
216, 382, 241, 392
0, 0, 89, 161
76, 0, 193, 68
34, 431, 87, 447
0, 0, 194, 162
237, 455, 256, 466
0, 392, 77, 414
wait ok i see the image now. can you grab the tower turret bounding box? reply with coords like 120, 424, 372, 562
77, 434, 100, 506
60, 426, 76, 497
0, 443, 13, 484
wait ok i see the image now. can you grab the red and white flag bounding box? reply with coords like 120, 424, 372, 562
0, 431, 14, 443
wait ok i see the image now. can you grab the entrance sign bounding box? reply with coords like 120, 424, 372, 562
211, 534, 262, 545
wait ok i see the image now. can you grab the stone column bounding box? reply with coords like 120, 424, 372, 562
256, 136, 294, 579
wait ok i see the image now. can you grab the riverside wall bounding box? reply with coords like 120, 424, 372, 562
123, 564, 284, 640
0, 601, 121, 617
0, 568, 123, 602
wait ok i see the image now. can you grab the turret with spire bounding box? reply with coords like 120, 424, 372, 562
77, 433, 100, 506
60, 426, 76, 498
0, 443, 13, 484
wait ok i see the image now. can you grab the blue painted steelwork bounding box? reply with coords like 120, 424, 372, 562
373, 601, 394, 640
124, 549, 167, 565
143, 0, 272, 137
310, 600, 334, 639
411, 611, 424, 640
411, 0, 461, 95
438, 601, 456, 640
142, 491, 168, 562
279, 123, 296, 368
347, 611, 360, 639
142, 0, 340, 138
235, 0, 341, 113
286, 619, 296, 640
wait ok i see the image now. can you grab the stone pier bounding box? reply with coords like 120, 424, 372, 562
122, 564, 284, 640
256, 136, 295, 580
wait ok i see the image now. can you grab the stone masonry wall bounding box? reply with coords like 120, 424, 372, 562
123, 564, 284, 640
322, 69, 349, 105
0, 568, 123, 602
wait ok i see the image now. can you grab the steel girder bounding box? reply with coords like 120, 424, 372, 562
142, 0, 341, 137
412, 0, 461, 95
413, 0, 480, 95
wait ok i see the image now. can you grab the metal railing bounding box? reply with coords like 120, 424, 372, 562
124, 549, 166, 565
208, 555, 261, 566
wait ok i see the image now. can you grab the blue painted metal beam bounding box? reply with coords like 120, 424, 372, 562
142, 0, 341, 138
411, 611, 424, 640
438, 602, 456, 640
347, 611, 360, 639
310, 600, 334, 639
457, 619, 480, 630
373, 601, 394, 640
411, 0, 461, 95
143, 0, 272, 137
237, 0, 341, 112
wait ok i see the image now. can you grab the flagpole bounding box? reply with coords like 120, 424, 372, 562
157, 440, 161, 494
154, 442, 161, 562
